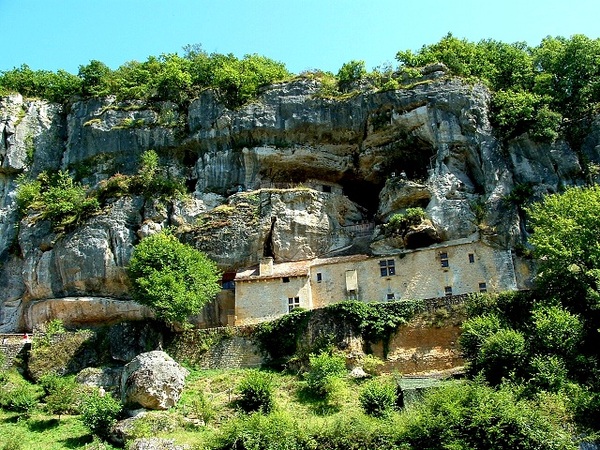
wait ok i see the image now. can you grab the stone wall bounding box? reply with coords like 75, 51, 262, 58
166, 327, 264, 370
0, 333, 31, 369
173, 297, 468, 374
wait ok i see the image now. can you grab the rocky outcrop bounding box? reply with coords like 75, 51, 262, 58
121, 351, 188, 410
25, 297, 153, 330
76, 366, 123, 390
0, 74, 596, 331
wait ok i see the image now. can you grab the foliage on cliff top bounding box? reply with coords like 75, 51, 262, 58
398, 33, 600, 145
0, 49, 291, 108
128, 229, 221, 327
4, 34, 599, 143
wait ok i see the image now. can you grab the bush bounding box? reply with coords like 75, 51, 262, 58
337, 60, 367, 91
385, 208, 427, 236
477, 328, 527, 385
41, 374, 80, 418
236, 370, 275, 414
80, 391, 122, 439
190, 391, 216, 425
529, 355, 570, 393
2, 383, 39, 415
361, 354, 384, 376
402, 381, 575, 449
127, 229, 221, 326
459, 313, 502, 363
530, 305, 583, 358
209, 410, 313, 450
359, 379, 397, 417
306, 351, 346, 397
16, 170, 99, 232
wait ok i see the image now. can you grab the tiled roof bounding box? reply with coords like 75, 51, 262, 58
235, 259, 311, 281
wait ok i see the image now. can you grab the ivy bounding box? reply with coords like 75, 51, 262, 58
254, 308, 312, 367
255, 300, 425, 365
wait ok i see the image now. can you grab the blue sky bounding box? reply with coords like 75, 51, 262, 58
3, 0, 600, 75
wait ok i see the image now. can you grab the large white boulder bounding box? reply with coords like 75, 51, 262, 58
120, 351, 188, 410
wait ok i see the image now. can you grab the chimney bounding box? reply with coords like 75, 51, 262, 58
259, 257, 274, 276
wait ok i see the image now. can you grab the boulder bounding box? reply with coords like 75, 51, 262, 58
76, 366, 123, 391
121, 351, 188, 410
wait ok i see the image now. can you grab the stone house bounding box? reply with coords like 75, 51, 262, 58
233, 237, 518, 325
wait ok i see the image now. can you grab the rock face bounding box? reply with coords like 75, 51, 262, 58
0, 75, 597, 331
121, 351, 188, 410
25, 297, 154, 330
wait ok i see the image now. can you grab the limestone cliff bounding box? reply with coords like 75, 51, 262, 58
0, 74, 596, 331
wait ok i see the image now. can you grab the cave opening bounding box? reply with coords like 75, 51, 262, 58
263, 217, 277, 258
340, 177, 384, 218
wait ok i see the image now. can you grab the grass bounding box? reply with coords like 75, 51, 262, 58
0, 410, 116, 450
0, 366, 577, 449
0, 367, 398, 448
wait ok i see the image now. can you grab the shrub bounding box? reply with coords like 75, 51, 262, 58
402, 381, 575, 449
41, 374, 80, 418
190, 391, 216, 424
459, 313, 503, 363
306, 351, 346, 396
384, 208, 427, 236
337, 60, 367, 91
210, 410, 312, 450
4, 383, 39, 415
16, 170, 99, 232
528, 355, 570, 393
80, 391, 122, 439
477, 328, 527, 385
359, 379, 397, 417
127, 229, 221, 326
236, 370, 275, 414
530, 305, 583, 358
361, 354, 384, 376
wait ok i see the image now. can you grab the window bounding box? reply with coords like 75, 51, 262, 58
479, 282, 487, 293
468, 253, 475, 263
288, 296, 300, 312
440, 252, 449, 268
221, 280, 235, 290
444, 286, 453, 296
282, 277, 290, 283
379, 259, 396, 277
316, 272, 322, 283
346, 270, 358, 291
386, 293, 395, 301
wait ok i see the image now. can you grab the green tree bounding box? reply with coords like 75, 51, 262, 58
78, 60, 112, 97
526, 186, 600, 314
127, 230, 221, 326
476, 328, 527, 385
0, 64, 81, 103
337, 60, 367, 91
533, 35, 600, 145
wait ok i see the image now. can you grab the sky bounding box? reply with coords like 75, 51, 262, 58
2, 0, 600, 75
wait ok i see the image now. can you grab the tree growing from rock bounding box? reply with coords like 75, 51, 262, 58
127, 230, 221, 326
